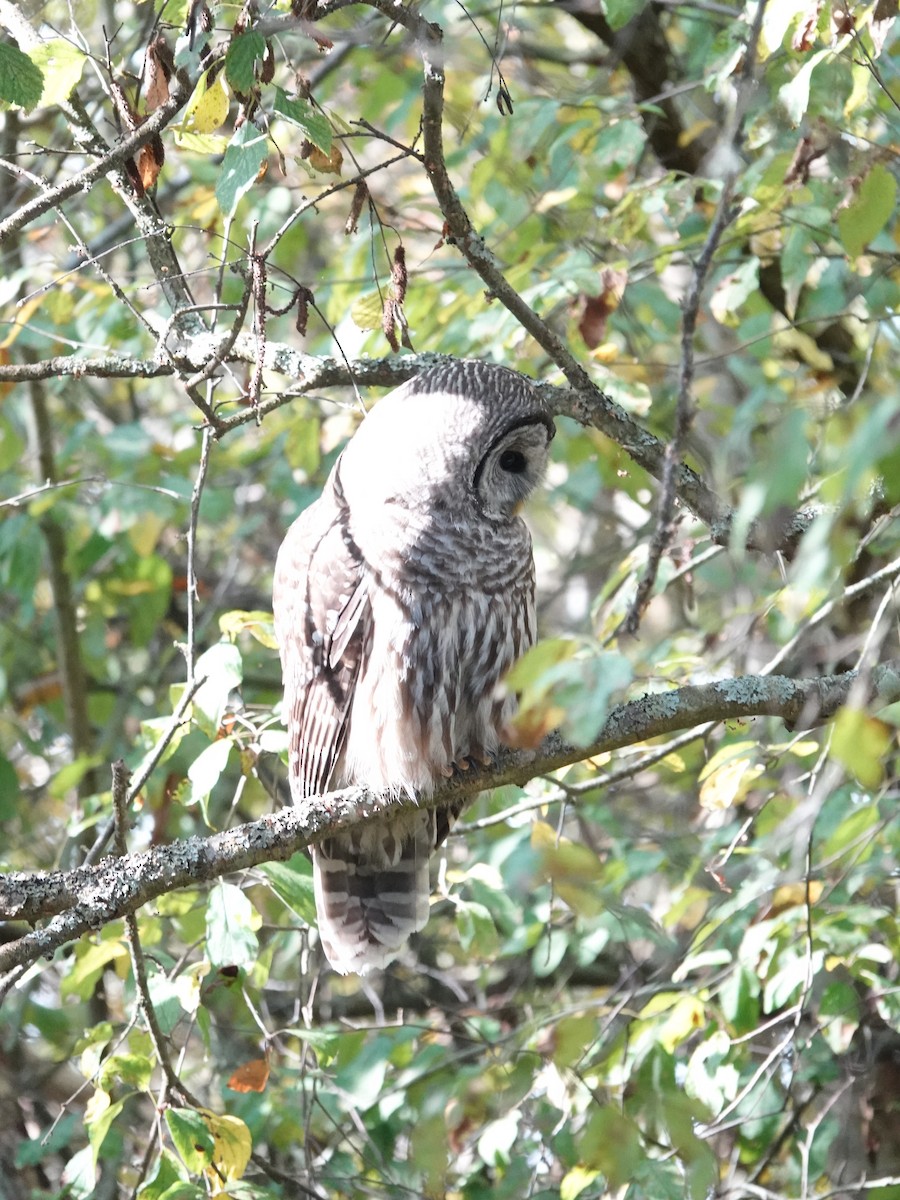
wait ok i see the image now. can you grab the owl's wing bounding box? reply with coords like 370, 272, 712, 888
273, 472, 370, 801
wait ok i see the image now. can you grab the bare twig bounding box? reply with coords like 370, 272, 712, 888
622, 178, 739, 633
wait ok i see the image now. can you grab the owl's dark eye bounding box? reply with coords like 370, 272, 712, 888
499, 449, 527, 473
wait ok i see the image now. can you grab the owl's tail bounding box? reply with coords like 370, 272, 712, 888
311, 809, 441, 975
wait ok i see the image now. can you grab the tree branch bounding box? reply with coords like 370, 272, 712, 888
2, 661, 897, 982
0, 77, 191, 245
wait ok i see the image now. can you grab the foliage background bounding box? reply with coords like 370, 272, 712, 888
1, 0, 899, 1197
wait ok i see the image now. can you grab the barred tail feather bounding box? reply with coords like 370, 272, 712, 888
312, 810, 436, 975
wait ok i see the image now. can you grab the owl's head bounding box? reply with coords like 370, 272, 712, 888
339, 361, 554, 523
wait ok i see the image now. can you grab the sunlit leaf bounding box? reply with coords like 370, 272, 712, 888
165, 1108, 215, 1174
28, 39, 86, 107
216, 121, 269, 216
204, 1111, 252, 1182
206, 881, 260, 969
182, 68, 230, 134
225, 31, 266, 93
272, 87, 332, 151
227, 1057, 270, 1093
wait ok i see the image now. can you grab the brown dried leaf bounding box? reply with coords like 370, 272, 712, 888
144, 36, 173, 112
261, 41, 275, 83
791, 1, 823, 51
382, 297, 400, 352
308, 143, 343, 174
228, 1057, 270, 1093
577, 267, 627, 350
831, 0, 854, 38
295, 286, 314, 337
137, 135, 165, 190
391, 244, 407, 305
344, 181, 368, 235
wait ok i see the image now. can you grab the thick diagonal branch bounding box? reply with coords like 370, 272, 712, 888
1, 661, 897, 983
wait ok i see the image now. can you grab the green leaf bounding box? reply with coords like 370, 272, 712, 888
165, 1108, 215, 1174
85, 1090, 126, 1164
577, 1107, 642, 1184
258, 855, 317, 924
98, 1051, 154, 1092
28, 39, 86, 107
61, 939, 128, 1001
0, 41, 44, 110
192, 641, 243, 738
135, 1148, 190, 1199
272, 87, 331, 152
225, 31, 266, 93
216, 121, 269, 217
0, 752, 20, 818
206, 881, 260, 969
455, 898, 500, 957
60, 1144, 95, 1199
603, 0, 642, 30
185, 737, 232, 809
778, 48, 830, 124
838, 163, 897, 257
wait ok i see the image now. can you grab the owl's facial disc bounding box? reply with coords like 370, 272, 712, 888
473, 415, 554, 520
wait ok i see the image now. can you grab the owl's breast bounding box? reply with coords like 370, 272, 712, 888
339, 565, 535, 796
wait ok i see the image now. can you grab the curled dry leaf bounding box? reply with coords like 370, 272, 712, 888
137, 135, 165, 190
144, 36, 173, 113
391, 244, 408, 306
307, 143, 342, 174
227, 1057, 270, 1093
577, 267, 628, 350
344, 180, 368, 235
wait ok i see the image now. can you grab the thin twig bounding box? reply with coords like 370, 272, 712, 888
113, 759, 202, 1108
185, 427, 215, 683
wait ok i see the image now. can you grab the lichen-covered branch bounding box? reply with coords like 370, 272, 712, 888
2, 661, 897, 983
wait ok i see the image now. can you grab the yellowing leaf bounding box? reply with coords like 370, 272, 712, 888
218, 609, 278, 649
204, 1112, 252, 1183
561, 1166, 602, 1200
350, 291, 385, 331
0, 293, 48, 350
183, 69, 230, 135
128, 511, 165, 557
769, 881, 823, 915
532, 820, 605, 891
28, 39, 86, 107
831, 707, 892, 787
699, 741, 764, 810
655, 994, 706, 1053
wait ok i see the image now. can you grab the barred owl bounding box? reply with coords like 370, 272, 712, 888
273, 361, 554, 974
